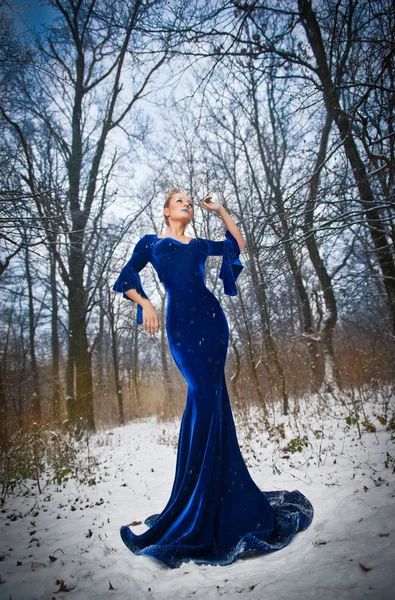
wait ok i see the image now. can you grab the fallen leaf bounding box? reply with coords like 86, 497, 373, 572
56, 579, 69, 592
359, 562, 373, 572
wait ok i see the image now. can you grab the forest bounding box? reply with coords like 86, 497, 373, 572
0, 0, 394, 597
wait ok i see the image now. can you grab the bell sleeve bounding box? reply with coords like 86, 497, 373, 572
112, 234, 152, 325
206, 229, 244, 296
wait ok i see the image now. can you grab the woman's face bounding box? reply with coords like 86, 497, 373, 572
165, 192, 193, 224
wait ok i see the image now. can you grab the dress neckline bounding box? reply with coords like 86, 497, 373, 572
155, 234, 198, 246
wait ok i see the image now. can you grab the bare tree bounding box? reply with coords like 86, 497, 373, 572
0, 0, 184, 433
199, 0, 395, 338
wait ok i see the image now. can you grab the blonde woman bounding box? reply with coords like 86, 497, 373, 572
113, 189, 313, 568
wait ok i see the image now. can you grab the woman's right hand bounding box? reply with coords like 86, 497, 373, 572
141, 300, 160, 335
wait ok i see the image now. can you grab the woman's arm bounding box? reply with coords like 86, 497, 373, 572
201, 196, 246, 251
217, 205, 246, 251
112, 234, 159, 335
127, 292, 159, 335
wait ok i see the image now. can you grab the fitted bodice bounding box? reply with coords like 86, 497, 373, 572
113, 230, 244, 325
152, 237, 211, 296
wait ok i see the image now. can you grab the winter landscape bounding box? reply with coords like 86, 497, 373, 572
2, 1, 395, 599
1, 391, 394, 600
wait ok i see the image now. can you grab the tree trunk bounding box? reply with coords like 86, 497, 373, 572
238, 287, 270, 415
68, 255, 95, 433
24, 239, 41, 422
253, 244, 289, 415
303, 110, 341, 391
49, 248, 61, 426
109, 299, 124, 425
65, 322, 76, 428
0, 362, 7, 452
131, 325, 141, 416
96, 285, 105, 391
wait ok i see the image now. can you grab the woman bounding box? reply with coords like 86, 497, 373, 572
112, 188, 313, 568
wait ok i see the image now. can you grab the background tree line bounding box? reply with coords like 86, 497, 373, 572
0, 0, 393, 450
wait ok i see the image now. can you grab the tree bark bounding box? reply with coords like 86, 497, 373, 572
49, 247, 61, 425
0, 362, 7, 452
109, 300, 124, 426
24, 237, 41, 422
303, 109, 341, 391
253, 243, 289, 415
237, 257, 271, 416
131, 325, 141, 416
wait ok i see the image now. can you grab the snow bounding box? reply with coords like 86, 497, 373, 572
1, 392, 394, 600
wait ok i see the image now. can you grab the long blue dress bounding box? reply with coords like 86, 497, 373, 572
112, 230, 313, 568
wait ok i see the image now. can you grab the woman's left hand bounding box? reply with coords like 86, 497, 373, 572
201, 196, 223, 215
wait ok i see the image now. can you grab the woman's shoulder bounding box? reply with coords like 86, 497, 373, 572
138, 233, 157, 242
134, 234, 156, 252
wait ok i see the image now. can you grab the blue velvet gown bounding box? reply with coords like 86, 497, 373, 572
112, 230, 313, 568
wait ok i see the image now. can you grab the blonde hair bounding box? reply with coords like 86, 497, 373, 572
163, 187, 181, 227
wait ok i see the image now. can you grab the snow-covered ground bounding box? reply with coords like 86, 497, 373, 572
1, 392, 394, 600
